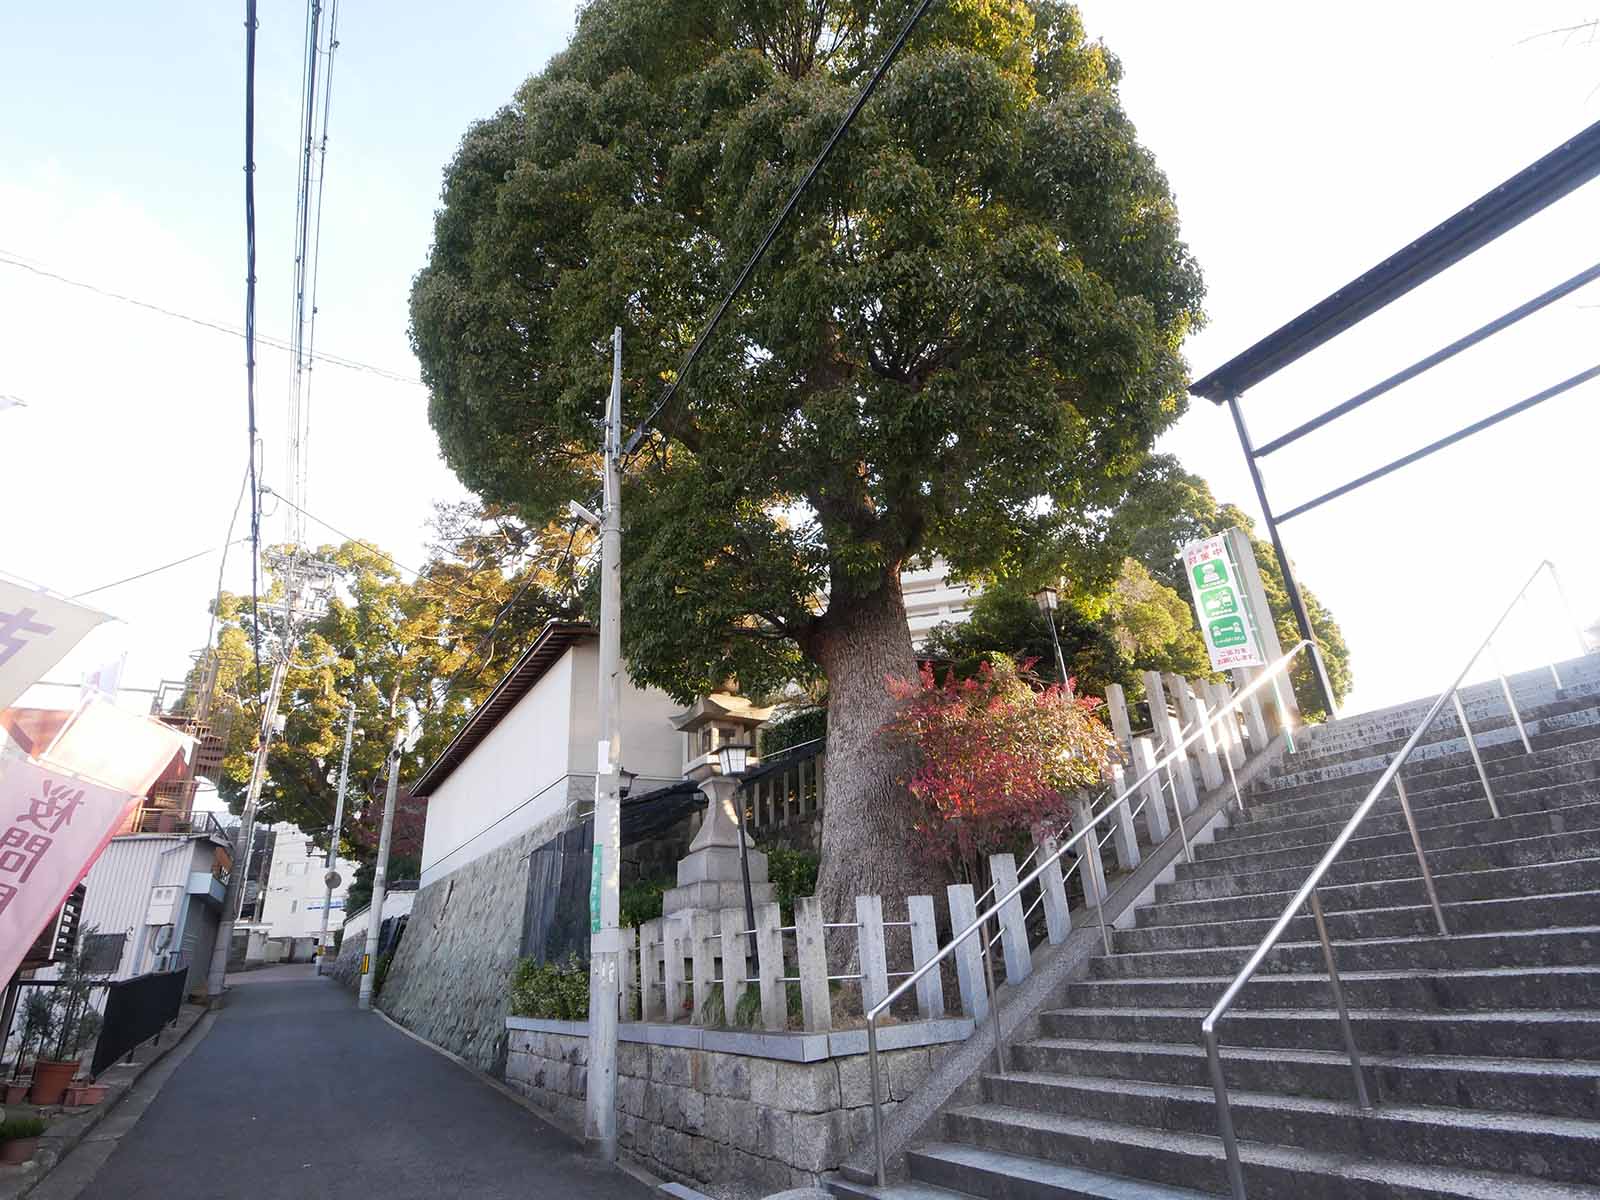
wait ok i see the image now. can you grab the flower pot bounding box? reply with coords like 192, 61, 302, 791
28, 1060, 76, 1106
63, 1083, 106, 1107
2, 1083, 29, 1105
0, 1137, 39, 1165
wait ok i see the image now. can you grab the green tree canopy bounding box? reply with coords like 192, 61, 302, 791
201, 505, 585, 856
409, 0, 1205, 906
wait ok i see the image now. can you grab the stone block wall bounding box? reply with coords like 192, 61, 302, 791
374, 808, 570, 1073
505, 1023, 960, 1199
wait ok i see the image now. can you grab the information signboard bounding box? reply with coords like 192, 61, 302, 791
1182, 535, 1266, 671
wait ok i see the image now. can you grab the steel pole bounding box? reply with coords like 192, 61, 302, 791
1226, 395, 1337, 717
357, 729, 402, 1011
586, 327, 624, 1160
317, 700, 355, 972
205, 645, 289, 997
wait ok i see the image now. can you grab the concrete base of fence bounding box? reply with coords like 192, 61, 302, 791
504, 1016, 972, 1199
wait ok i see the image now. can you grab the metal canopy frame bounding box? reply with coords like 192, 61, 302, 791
1190, 117, 1600, 714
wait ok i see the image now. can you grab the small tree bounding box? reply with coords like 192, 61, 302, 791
45, 933, 109, 1065
886, 655, 1115, 885
11, 993, 54, 1077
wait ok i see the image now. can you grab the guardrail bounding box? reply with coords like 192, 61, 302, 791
1199, 559, 1587, 1199
863, 639, 1324, 1185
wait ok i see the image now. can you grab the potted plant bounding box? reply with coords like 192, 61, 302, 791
6, 993, 54, 1104
31, 932, 108, 1106
0, 1118, 46, 1165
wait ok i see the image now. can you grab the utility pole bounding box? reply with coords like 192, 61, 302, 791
358, 687, 404, 1012
205, 640, 290, 997
585, 327, 624, 1160
316, 699, 355, 973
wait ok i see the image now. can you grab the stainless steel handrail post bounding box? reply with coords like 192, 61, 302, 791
1167, 771, 1193, 864
1394, 776, 1449, 936
1451, 691, 1499, 817
1309, 889, 1372, 1108
1204, 1025, 1247, 1200
1491, 642, 1533, 755
1088, 835, 1114, 956
1223, 739, 1246, 818
1269, 674, 1296, 754
867, 1016, 886, 1184
982, 912, 1004, 1075
1547, 560, 1590, 660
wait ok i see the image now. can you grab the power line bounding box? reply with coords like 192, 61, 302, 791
0, 254, 422, 387
621, 0, 940, 460
245, 0, 263, 695
71, 541, 249, 599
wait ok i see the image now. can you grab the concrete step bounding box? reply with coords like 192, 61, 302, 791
1180, 802, 1600, 883
831, 1143, 1212, 1199
1202, 773, 1600, 855
1043, 1006, 1600, 1060
1155, 830, 1600, 904
1059, 964, 1600, 1013
1089, 926, 1600, 981
1117, 890, 1600, 953
1007, 1037, 1600, 1119
1245, 729, 1600, 814
983, 1072, 1600, 1184
935, 1103, 1600, 1199
1284, 688, 1600, 773
1137, 857, 1600, 928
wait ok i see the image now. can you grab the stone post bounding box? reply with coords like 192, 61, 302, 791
856, 894, 889, 1013
1207, 679, 1247, 769
1069, 795, 1109, 906
946, 883, 988, 1022
1031, 831, 1072, 945
663, 914, 688, 1022
640, 918, 665, 1021
989, 853, 1031, 984
1143, 671, 1198, 815
690, 911, 717, 1022
1103, 761, 1141, 871
1103, 682, 1134, 759
719, 907, 748, 1025
753, 901, 786, 1031
907, 894, 944, 1019
1173, 675, 1224, 791
1130, 736, 1170, 843
794, 896, 831, 1033
620, 925, 638, 1022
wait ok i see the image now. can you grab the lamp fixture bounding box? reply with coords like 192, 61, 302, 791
716, 742, 751, 777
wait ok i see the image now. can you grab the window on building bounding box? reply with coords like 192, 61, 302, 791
290, 901, 298, 913
285, 862, 307, 877
81, 932, 125, 975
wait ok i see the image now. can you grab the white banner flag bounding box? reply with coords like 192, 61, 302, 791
42, 697, 193, 797
0, 756, 141, 985
0, 579, 110, 713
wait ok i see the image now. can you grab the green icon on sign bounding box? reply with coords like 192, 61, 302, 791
1209, 616, 1248, 649
1192, 559, 1229, 589
1200, 586, 1237, 619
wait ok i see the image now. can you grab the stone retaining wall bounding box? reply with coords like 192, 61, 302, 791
504, 1018, 968, 1198
374, 810, 570, 1073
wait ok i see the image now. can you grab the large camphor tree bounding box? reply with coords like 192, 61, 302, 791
410, 0, 1205, 912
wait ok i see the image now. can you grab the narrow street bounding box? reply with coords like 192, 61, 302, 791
60, 966, 654, 1200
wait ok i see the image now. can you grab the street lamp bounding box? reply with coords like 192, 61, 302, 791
717, 743, 757, 962
1034, 583, 1074, 699
617, 767, 638, 801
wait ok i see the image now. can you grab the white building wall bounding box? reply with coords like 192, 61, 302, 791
77, 835, 218, 981
901, 560, 976, 647
419, 646, 686, 888
338, 888, 415, 946
253, 822, 357, 941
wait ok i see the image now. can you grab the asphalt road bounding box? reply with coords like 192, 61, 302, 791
69, 965, 654, 1200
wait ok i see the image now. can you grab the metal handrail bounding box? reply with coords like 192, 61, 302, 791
1199, 559, 1584, 1200
864, 639, 1317, 1184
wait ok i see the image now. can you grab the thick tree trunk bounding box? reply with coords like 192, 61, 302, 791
809, 571, 947, 936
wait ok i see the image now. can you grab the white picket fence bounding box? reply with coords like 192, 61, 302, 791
617, 671, 1282, 1033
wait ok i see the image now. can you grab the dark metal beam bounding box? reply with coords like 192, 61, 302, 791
1254, 261, 1600, 457
1191, 118, 1600, 404
1275, 363, 1600, 523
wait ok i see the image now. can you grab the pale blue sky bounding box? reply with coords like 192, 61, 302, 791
2, 1, 1597, 716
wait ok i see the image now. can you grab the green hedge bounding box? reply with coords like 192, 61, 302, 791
509, 954, 590, 1020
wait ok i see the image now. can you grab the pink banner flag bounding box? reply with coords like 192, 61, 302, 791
0, 756, 140, 984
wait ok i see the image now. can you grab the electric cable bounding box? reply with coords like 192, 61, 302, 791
70, 541, 250, 600
244, 0, 263, 694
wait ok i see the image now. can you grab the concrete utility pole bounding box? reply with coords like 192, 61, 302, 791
585, 327, 624, 1160
205, 640, 290, 997
358, 724, 403, 1011
317, 699, 355, 972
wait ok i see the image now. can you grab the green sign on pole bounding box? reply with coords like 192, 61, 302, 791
589, 845, 603, 934
1181, 534, 1266, 671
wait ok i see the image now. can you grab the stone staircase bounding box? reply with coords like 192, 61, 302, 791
833, 655, 1600, 1199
